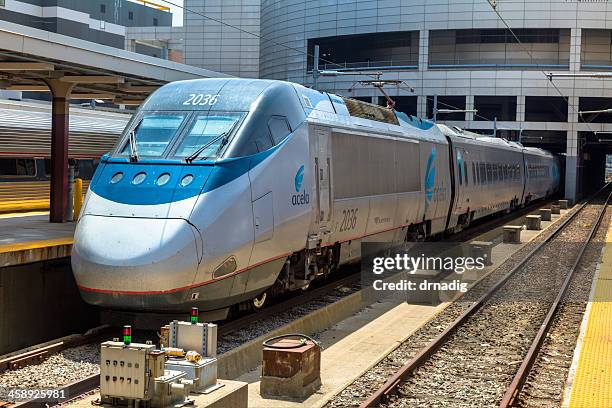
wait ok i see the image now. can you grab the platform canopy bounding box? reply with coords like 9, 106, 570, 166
0, 21, 230, 222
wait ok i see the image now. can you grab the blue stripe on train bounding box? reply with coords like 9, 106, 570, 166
90, 146, 277, 205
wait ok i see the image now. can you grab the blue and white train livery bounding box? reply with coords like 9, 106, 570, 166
72, 78, 560, 318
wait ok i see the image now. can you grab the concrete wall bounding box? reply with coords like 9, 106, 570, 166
0, 0, 172, 48
252, 0, 612, 201
184, 0, 260, 78
0, 259, 99, 355
126, 26, 184, 59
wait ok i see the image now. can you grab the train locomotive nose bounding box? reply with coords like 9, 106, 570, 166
72, 215, 203, 310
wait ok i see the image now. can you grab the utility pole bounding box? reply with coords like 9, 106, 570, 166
433, 95, 438, 122
312, 45, 320, 90
493, 116, 497, 137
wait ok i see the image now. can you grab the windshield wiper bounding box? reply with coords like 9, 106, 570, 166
184, 131, 228, 163
128, 130, 139, 162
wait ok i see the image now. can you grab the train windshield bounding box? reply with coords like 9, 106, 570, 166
173, 112, 242, 160
120, 113, 187, 157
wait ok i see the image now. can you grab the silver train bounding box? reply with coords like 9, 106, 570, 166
72, 78, 560, 318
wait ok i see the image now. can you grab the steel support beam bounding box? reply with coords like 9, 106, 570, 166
0, 62, 54, 71
43, 79, 75, 223
60, 75, 124, 84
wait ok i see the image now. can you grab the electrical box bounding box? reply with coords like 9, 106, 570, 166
100, 341, 154, 399
165, 358, 217, 390
100, 341, 190, 407
168, 321, 217, 358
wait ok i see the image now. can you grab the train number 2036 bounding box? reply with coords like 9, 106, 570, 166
183, 94, 220, 106
339, 208, 358, 232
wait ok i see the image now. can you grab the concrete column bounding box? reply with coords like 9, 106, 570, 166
566, 28, 582, 201
466, 95, 475, 122
43, 79, 75, 223
418, 29, 429, 71
570, 28, 582, 72
516, 95, 525, 123
417, 95, 428, 118
565, 95, 580, 202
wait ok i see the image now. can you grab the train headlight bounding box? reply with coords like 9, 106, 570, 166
181, 174, 194, 187
132, 172, 147, 185
110, 172, 123, 184
156, 173, 171, 186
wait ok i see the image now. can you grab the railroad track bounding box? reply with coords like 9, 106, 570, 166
4, 199, 557, 407
359, 186, 611, 407
0, 327, 113, 374
218, 271, 361, 336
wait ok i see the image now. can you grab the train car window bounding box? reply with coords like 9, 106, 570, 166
253, 131, 274, 152
472, 163, 477, 184
480, 163, 486, 184
514, 165, 518, 180
268, 116, 292, 145
458, 162, 462, 185
120, 113, 188, 157
486, 163, 492, 183
173, 113, 242, 159
0, 158, 36, 177
464, 162, 469, 185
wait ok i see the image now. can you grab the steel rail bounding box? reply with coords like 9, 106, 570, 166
499, 188, 612, 407
0, 326, 113, 373
218, 271, 361, 336
13, 374, 99, 408
360, 185, 610, 407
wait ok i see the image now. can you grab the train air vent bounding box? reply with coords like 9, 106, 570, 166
342, 98, 399, 125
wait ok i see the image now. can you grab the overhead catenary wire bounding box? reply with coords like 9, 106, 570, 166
159, 0, 381, 81
161, 0, 503, 129
485, 0, 596, 135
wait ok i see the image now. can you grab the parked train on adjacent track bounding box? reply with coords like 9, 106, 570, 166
71, 78, 560, 318
0, 99, 127, 212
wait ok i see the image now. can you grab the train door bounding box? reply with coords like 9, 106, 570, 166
454, 147, 464, 212
310, 125, 332, 243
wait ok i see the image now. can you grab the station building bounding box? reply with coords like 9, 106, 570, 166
184, 0, 612, 201
0, 0, 170, 48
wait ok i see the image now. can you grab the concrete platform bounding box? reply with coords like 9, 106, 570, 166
0, 212, 88, 354
565, 221, 612, 408
0, 213, 75, 266
67, 379, 248, 408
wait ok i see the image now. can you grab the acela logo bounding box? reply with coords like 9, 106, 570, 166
295, 165, 304, 192
425, 147, 437, 203
292, 165, 309, 206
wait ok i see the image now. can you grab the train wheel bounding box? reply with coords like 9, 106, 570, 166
252, 291, 268, 309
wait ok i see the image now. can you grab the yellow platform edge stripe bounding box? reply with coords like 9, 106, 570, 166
0, 237, 74, 254
568, 222, 612, 408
